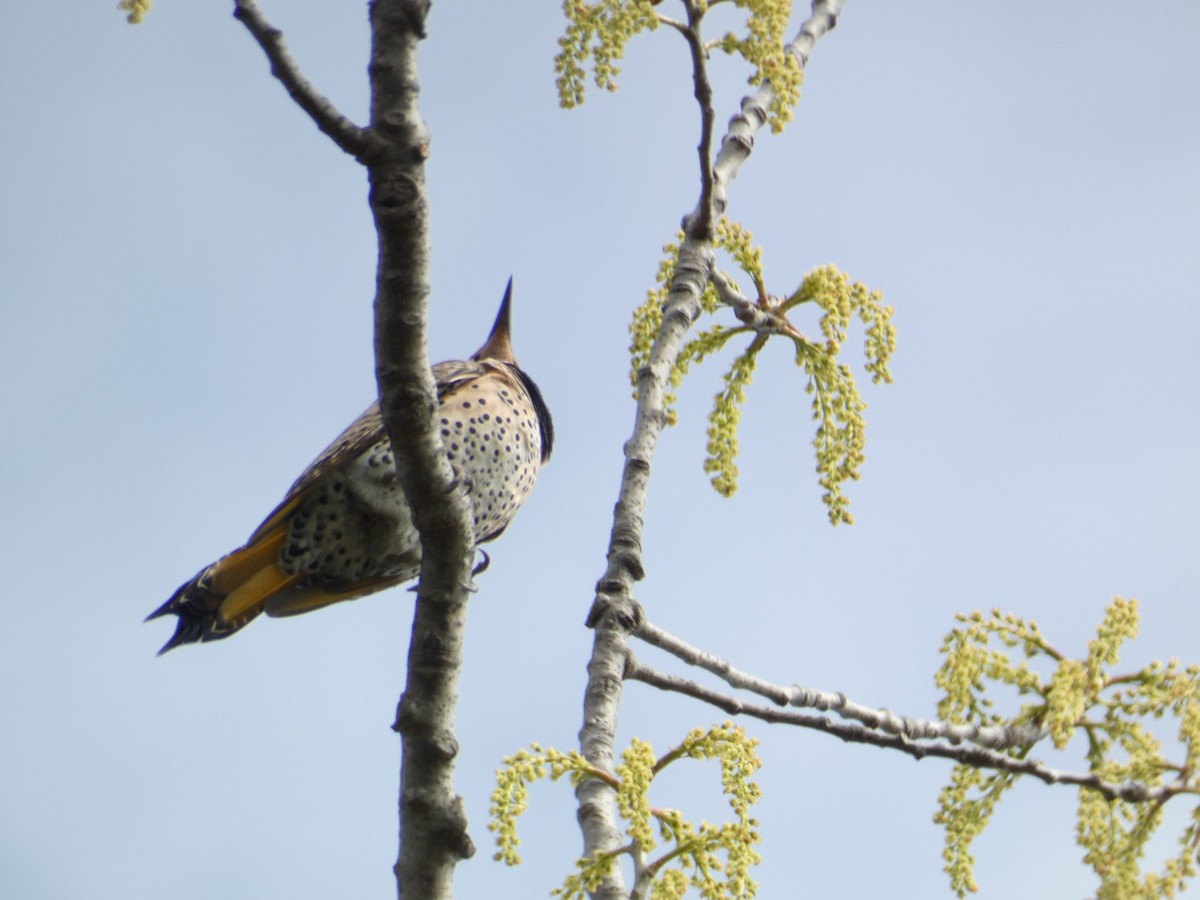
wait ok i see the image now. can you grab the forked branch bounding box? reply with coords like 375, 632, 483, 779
626, 656, 1186, 803
233, 0, 383, 161
578, 3, 846, 897
232, 1, 476, 897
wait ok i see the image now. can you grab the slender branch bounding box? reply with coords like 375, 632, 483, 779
656, 14, 688, 34
232, 0, 383, 161
708, 0, 843, 219
630, 841, 652, 900
680, 0, 718, 240
365, 0, 477, 896
636, 618, 1046, 750
576, 4, 846, 897
577, 235, 712, 899
711, 270, 810, 340
625, 658, 1195, 804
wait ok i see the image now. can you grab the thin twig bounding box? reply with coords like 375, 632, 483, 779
636, 618, 1045, 750
625, 658, 1194, 804
709, 0, 843, 217
233, 0, 383, 162
681, 0, 718, 240
711, 270, 810, 340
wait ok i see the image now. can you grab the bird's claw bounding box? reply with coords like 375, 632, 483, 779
472, 549, 491, 578
461, 550, 490, 593
447, 474, 474, 496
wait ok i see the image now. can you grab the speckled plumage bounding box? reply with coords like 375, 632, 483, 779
147, 282, 553, 654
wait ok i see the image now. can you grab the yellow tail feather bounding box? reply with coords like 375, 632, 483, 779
217, 563, 305, 628
207, 527, 288, 595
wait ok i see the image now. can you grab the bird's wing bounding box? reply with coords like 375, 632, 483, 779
244, 400, 387, 544
244, 360, 490, 545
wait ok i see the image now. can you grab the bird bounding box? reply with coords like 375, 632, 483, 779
147, 279, 553, 654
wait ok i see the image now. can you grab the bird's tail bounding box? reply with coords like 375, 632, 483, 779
147, 523, 407, 654
146, 528, 303, 654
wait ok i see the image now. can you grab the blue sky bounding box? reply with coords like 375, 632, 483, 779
2, 2, 1199, 898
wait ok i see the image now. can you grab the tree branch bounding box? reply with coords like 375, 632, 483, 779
711, 269, 809, 340
230, 1, 471, 894
577, 4, 845, 897
636, 617, 1045, 750
232, 0, 383, 161
363, 0, 477, 896
680, 0, 718, 240
624, 657, 1192, 804
706, 0, 843, 220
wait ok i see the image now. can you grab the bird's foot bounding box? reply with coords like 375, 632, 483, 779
447, 474, 474, 496
472, 549, 491, 578
462, 549, 490, 593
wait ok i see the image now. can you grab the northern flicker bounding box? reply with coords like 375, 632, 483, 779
147, 280, 553, 654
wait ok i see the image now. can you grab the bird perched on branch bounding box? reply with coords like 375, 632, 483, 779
148, 279, 553, 654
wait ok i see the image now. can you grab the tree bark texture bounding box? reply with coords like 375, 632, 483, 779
366, 1, 478, 897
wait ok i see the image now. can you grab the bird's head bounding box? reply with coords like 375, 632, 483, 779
470, 277, 554, 462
